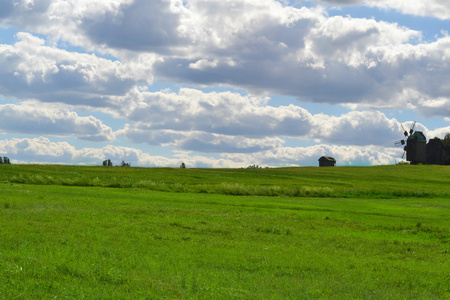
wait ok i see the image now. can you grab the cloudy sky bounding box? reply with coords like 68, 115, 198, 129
1, 0, 450, 167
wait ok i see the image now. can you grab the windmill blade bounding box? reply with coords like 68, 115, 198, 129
395, 140, 406, 146
401, 125, 409, 137
401, 150, 406, 159
409, 121, 416, 135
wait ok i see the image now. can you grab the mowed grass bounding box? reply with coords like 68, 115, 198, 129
0, 164, 449, 299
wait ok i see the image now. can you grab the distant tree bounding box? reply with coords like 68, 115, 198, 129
2, 157, 11, 164
120, 161, 131, 167
103, 159, 113, 166
180, 162, 186, 168
0, 157, 3, 164
247, 164, 261, 169
445, 133, 450, 165
445, 133, 450, 148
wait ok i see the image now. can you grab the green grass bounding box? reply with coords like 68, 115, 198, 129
0, 164, 449, 299
1, 164, 450, 198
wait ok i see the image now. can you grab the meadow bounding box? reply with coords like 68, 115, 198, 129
0, 164, 449, 299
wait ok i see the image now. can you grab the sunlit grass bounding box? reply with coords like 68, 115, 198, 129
2, 164, 449, 198
0, 164, 449, 298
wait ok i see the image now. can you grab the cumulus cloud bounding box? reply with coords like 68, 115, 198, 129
0, 137, 157, 165
78, 0, 187, 52
316, 0, 450, 20
0, 137, 398, 167
1, 1, 450, 116
150, 4, 450, 115
122, 88, 312, 136
223, 144, 398, 166
310, 110, 401, 146
121, 126, 285, 153
0, 0, 52, 27
316, 0, 361, 5
0, 137, 76, 163
116, 88, 410, 151
116, 88, 301, 152
0, 32, 153, 106
365, 0, 450, 20
0, 103, 115, 141
107, 87, 423, 153
426, 126, 450, 140
0, 137, 245, 167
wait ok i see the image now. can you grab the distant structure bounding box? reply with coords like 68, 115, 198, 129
102, 159, 113, 167
395, 122, 448, 165
319, 156, 336, 167
426, 138, 446, 165
405, 131, 427, 164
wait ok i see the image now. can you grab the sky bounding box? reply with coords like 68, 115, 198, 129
1, 0, 450, 168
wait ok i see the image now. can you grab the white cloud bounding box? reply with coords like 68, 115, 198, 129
151, 4, 450, 115
365, 0, 450, 20
0, 32, 154, 106
317, 0, 360, 5
122, 88, 312, 137
0, 137, 76, 163
189, 59, 219, 70
317, 0, 450, 20
117, 88, 409, 151
2, 1, 450, 117
0, 103, 115, 141
426, 126, 450, 140
0, 136, 247, 167
87, 85, 442, 157
121, 127, 285, 153
310, 110, 401, 146
0, 137, 163, 165
0, 137, 398, 167
115, 88, 313, 153
223, 144, 398, 166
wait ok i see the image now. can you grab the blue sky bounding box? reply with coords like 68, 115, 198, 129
0, 0, 449, 167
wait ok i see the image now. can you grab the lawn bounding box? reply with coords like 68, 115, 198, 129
0, 164, 449, 299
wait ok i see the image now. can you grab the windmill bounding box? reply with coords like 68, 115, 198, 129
395, 121, 426, 164
395, 121, 416, 159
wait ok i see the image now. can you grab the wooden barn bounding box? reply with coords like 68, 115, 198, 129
318, 156, 336, 167
426, 138, 446, 165
405, 131, 427, 164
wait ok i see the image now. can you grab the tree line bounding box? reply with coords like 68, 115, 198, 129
0, 157, 11, 164
103, 159, 131, 167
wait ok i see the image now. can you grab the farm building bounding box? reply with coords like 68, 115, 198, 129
405, 131, 427, 165
426, 138, 447, 165
396, 122, 449, 165
318, 156, 336, 167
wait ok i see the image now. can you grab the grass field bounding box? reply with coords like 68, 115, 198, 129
0, 164, 449, 299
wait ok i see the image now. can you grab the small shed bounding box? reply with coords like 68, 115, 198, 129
319, 156, 336, 167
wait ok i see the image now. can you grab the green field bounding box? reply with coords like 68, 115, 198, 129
1, 164, 449, 299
